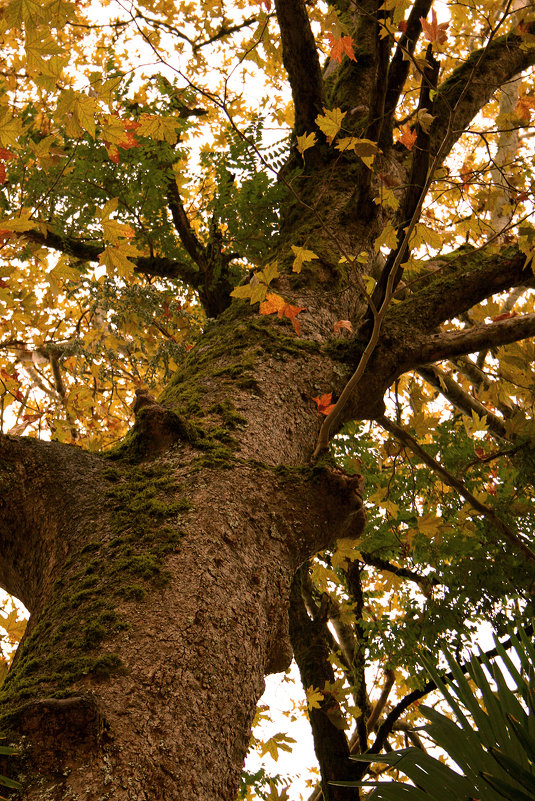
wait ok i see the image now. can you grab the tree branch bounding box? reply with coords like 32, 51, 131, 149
417, 365, 509, 440
166, 178, 207, 267
382, 0, 433, 130
391, 246, 535, 333
289, 566, 358, 801
416, 312, 535, 364
273, 0, 324, 136
378, 414, 535, 564
429, 21, 535, 165
360, 551, 439, 591
24, 228, 201, 285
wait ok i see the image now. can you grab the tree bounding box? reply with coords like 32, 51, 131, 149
1, 0, 535, 798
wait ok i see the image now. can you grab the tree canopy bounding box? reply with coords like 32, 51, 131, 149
1, 0, 535, 799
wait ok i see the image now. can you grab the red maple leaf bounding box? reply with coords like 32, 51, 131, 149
333, 319, 353, 334
313, 392, 336, 416
398, 124, 417, 150
420, 10, 449, 45
326, 33, 357, 64
259, 293, 305, 335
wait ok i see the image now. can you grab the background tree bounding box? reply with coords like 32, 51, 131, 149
1, 0, 535, 799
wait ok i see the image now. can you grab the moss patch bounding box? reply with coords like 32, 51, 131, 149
0, 462, 189, 718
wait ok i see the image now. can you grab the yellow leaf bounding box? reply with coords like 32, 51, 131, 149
99, 245, 136, 278
374, 223, 399, 252
331, 538, 363, 568
316, 107, 346, 144
291, 245, 318, 273
56, 90, 98, 139
102, 219, 135, 243
5, 0, 45, 28
336, 137, 381, 161
296, 132, 316, 154
0, 214, 37, 232
136, 113, 182, 144
259, 732, 296, 762
256, 261, 279, 285
0, 107, 23, 148
306, 686, 324, 710
417, 513, 443, 538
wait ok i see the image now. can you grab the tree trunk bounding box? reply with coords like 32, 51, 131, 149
0, 296, 368, 800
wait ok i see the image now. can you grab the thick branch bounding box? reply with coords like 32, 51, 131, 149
378, 415, 535, 564
24, 228, 201, 285
166, 178, 207, 267
382, 0, 433, 128
416, 312, 535, 364
360, 551, 439, 590
289, 566, 358, 801
393, 246, 535, 333
430, 22, 535, 165
273, 0, 324, 136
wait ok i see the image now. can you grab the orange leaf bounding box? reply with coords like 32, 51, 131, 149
259, 292, 286, 317
106, 144, 120, 163
259, 293, 305, 335
398, 124, 417, 150
326, 33, 357, 64
420, 10, 448, 45
118, 131, 139, 150
0, 164, 7, 184
333, 319, 353, 334
0, 148, 15, 161
491, 311, 518, 322
313, 392, 336, 416
514, 95, 535, 123
284, 302, 306, 335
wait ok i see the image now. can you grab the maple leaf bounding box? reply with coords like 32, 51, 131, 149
416, 108, 435, 133
420, 10, 449, 45
326, 33, 357, 64
397, 123, 417, 150
514, 95, 535, 123
296, 131, 316, 154
259, 293, 305, 335
105, 144, 120, 164
136, 113, 181, 144
313, 392, 336, 415
306, 686, 324, 710
316, 108, 346, 144
333, 319, 353, 334
291, 244, 318, 273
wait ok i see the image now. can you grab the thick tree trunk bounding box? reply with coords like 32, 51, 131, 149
0, 297, 367, 800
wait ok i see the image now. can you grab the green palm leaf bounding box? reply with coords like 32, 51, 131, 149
334, 621, 535, 800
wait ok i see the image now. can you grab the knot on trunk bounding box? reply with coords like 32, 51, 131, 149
7, 696, 109, 772
132, 389, 199, 457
